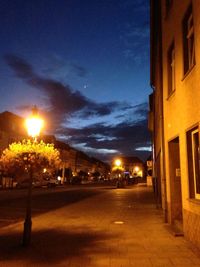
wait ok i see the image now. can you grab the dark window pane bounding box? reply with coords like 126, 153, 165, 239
193, 132, 200, 194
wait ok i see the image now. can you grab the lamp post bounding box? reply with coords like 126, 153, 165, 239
22, 106, 43, 246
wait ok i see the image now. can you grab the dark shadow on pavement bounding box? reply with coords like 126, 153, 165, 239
0, 189, 104, 228
0, 228, 116, 265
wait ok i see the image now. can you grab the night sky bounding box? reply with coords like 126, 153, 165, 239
0, 0, 151, 163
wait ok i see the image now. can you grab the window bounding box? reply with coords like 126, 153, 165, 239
167, 41, 175, 96
187, 127, 200, 199
183, 4, 195, 75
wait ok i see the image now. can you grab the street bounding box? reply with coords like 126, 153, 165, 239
0, 185, 105, 228
0, 184, 200, 266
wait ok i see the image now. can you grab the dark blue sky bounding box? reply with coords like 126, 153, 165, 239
0, 0, 151, 162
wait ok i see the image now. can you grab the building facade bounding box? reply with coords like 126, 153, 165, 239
0, 111, 27, 153
150, 0, 200, 248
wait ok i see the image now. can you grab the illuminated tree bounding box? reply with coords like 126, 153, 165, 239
0, 140, 61, 178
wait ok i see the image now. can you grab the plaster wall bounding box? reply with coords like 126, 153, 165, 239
161, 0, 200, 247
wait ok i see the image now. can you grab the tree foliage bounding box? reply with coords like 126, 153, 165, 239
0, 140, 61, 178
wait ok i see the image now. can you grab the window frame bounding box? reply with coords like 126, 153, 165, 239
182, 4, 195, 76
167, 41, 175, 97
191, 129, 200, 199
187, 126, 200, 199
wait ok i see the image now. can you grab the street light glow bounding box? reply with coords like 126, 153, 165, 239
25, 116, 43, 138
115, 159, 121, 167
134, 166, 139, 172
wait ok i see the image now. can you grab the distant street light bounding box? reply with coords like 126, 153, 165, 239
113, 158, 125, 188
134, 166, 139, 172
22, 106, 43, 247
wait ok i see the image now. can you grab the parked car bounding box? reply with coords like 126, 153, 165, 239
42, 177, 58, 187
16, 177, 58, 189
36, 171, 59, 187
16, 179, 36, 189
70, 176, 81, 185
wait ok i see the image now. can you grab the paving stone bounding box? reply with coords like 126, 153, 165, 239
0, 185, 200, 266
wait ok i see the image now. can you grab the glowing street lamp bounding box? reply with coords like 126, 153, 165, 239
112, 158, 123, 171
113, 158, 125, 188
22, 106, 43, 247
25, 106, 43, 140
134, 166, 139, 172
115, 159, 122, 167
25, 117, 43, 139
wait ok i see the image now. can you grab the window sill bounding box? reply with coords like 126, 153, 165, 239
182, 63, 196, 81
166, 89, 175, 100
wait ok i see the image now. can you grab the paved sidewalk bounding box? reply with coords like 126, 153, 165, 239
0, 184, 200, 266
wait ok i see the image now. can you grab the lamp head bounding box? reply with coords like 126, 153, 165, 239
115, 159, 121, 167
25, 106, 44, 138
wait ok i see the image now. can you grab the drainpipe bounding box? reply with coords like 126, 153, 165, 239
150, 85, 158, 206
151, 84, 168, 222
150, 0, 168, 223
160, 91, 168, 223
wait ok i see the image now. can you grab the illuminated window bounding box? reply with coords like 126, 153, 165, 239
167, 41, 175, 96
187, 127, 200, 199
183, 4, 195, 75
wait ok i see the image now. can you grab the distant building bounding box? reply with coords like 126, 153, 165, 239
121, 156, 144, 178
150, 0, 200, 248
0, 110, 110, 186
0, 111, 27, 154
111, 156, 144, 180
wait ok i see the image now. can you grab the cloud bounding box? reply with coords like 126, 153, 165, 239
119, 0, 150, 63
113, 102, 148, 123
120, 0, 149, 12
41, 55, 88, 79
135, 146, 152, 152
125, 27, 149, 39
4, 54, 131, 130
56, 105, 151, 162
4, 54, 151, 162
133, 102, 148, 118
121, 24, 149, 62
4, 54, 34, 79
71, 63, 88, 77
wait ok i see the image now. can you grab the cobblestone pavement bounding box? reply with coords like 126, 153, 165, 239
0, 184, 200, 266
